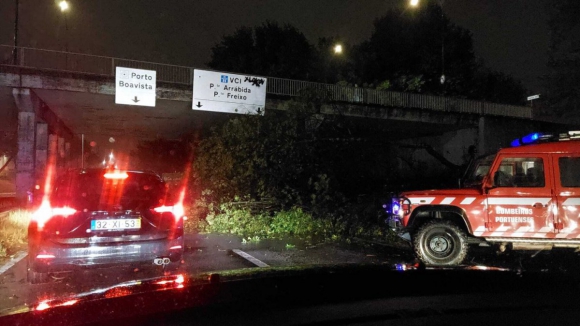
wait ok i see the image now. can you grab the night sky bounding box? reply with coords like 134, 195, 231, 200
0, 0, 548, 93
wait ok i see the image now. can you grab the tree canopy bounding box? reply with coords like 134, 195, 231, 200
545, 0, 580, 117
207, 6, 527, 105
208, 21, 316, 80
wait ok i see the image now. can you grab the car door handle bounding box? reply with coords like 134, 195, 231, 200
532, 202, 545, 208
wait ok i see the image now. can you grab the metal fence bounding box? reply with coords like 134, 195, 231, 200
0, 45, 532, 119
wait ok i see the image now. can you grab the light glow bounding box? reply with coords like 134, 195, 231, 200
61, 300, 78, 306
104, 171, 129, 179
33, 200, 77, 228
52, 207, 77, 216
154, 203, 185, 220
410, 0, 419, 6
36, 301, 50, 311
58, 0, 69, 12
36, 254, 56, 259
154, 274, 185, 288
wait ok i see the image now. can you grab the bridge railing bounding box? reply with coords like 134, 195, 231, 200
1, 45, 532, 119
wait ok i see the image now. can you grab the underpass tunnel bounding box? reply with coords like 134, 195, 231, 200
2, 67, 574, 202
11, 88, 79, 201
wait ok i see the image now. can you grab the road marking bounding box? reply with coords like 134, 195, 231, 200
231, 249, 269, 268
0, 251, 27, 275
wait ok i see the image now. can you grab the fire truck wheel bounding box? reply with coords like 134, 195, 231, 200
413, 220, 468, 266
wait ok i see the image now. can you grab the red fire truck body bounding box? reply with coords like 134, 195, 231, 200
388, 131, 580, 265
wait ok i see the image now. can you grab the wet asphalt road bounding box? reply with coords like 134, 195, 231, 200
0, 233, 412, 314
2, 233, 580, 315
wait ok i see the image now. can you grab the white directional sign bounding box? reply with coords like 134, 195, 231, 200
192, 69, 267, 115
115, 67, 156, 107
527, 94, 540, 101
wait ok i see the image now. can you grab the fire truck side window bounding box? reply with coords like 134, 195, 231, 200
559, 157, 580, 187
494, 157, 545, 187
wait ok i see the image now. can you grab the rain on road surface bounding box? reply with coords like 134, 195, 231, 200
0, 233, 413, 314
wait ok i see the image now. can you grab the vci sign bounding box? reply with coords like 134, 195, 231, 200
115, 67, 157, 107
192, 69, 267, 115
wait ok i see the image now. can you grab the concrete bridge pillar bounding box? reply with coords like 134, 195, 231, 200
48, 134, 58, 171
35, 123, 48, 187
477, 116, 542, 155
478, 116, 486, 156
12, 88, 40, 200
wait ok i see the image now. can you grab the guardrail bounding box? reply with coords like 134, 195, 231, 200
0, 45, 532, 119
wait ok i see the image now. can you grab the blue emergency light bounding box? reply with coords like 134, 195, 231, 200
383, 201, 400, 214
392, 202, 401, 215
511, 132, 541, 147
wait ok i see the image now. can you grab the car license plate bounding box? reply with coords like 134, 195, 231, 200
91, 219, 141, 230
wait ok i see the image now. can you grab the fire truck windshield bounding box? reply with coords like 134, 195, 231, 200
462, 154, 496, 187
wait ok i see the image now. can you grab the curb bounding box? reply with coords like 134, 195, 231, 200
0, 251, 28, 275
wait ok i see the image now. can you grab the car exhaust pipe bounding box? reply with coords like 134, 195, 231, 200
153, 257, 171, 266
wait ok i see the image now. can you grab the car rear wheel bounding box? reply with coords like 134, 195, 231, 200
413, 220, 468, 266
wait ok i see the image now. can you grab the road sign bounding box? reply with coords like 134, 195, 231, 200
115, 67, 156, 107
527, 94, 540, 101
192, 69, 267, 115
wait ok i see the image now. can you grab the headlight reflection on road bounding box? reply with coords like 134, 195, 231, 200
35, 299, 78, 311
32, 274, 186, 312
155, 274, 185, 289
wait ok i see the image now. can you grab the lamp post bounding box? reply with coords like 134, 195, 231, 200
59, 0, 69, 52
409, 0, 446, 87
58, 1, 70, 68
12, 1, 71, 65
13, 0, 19, 65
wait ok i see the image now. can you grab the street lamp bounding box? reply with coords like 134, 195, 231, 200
12, 0, 71, 65
58, 0, 69, 12
410, 0, 419, 7
333, 44, 343, 55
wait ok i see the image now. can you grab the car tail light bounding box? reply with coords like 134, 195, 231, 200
36, 254, 56, 259
33, 200, 77, 227
153, 203, 185, 221
103, 171, 129, 179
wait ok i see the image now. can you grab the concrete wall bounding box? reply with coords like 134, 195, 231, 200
393, 128, 478, 184
387, 116, 564, 189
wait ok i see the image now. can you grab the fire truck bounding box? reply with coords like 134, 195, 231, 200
387, 131, 580, 266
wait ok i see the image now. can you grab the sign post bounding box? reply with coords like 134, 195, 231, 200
192, 69, 267, 115
526, 94, 540, 107
115, 67, 156, 107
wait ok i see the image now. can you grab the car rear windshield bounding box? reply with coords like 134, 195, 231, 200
51, 171, 166, 210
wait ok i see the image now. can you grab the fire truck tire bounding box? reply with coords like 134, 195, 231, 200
413, 220, 468, 266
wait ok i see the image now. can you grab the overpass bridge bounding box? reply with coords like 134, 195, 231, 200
0, 45, 555, 199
